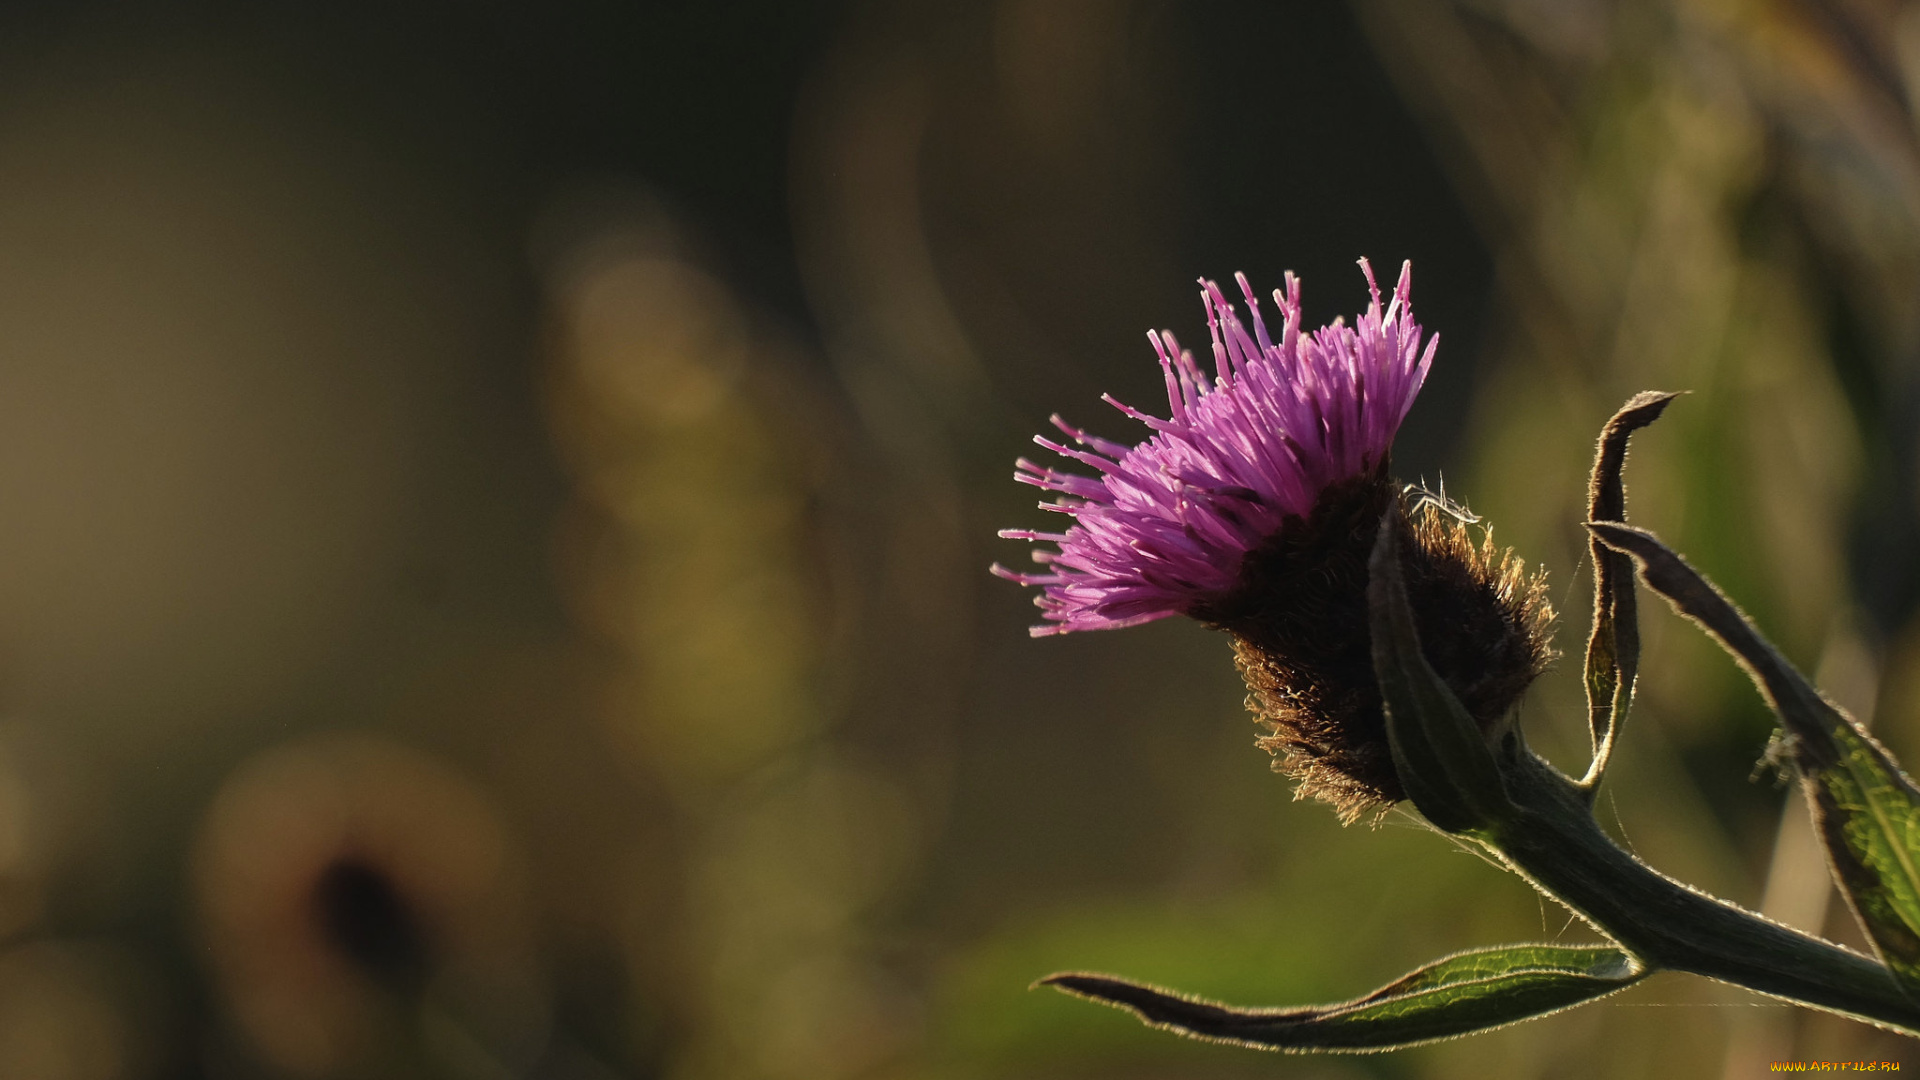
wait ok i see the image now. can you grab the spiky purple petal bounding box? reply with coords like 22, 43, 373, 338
996, 259, 1435, 637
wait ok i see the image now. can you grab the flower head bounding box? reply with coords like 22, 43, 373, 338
995, 260, 1553, 821
992, 259, 1433, 634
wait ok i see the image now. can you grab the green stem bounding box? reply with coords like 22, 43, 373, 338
1485, 748, 1920, 1034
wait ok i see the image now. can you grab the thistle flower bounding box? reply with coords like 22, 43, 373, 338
994, 261, 1553, 820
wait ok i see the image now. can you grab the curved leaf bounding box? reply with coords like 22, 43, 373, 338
1581, 391, 1678, 788
1817, 722, 1920, 986
1589, 521, 1920, 994
1043, 944, 1646, 1053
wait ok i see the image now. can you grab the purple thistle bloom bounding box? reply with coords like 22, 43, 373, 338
993, 259, 1436, 638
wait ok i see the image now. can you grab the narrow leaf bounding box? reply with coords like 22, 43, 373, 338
1582, 391, 1679, 789
1589, 521, 1920, 993
1042, 944, 1646, 1053
1368, 508, 1512, 833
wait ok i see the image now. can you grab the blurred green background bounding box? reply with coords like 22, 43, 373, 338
0, 0, 1912, 1076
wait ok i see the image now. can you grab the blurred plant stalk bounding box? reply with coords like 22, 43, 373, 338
543, 202, 931, 1080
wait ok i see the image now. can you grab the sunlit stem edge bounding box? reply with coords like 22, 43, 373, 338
1475, 747, 1920, 1035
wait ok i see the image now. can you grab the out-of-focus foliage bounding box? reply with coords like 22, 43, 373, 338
0, 0, 1907, 1077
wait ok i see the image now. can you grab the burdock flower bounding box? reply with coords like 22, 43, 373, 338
994, 261, 1553, 821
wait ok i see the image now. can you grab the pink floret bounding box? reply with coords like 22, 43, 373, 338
991, 259, 1436, 637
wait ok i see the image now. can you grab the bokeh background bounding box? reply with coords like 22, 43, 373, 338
0, 0, 1913, 1076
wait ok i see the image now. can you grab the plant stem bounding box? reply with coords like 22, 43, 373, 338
1486, 748, 1920, 1034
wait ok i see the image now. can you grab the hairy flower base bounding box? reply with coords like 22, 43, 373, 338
1195, 477, 1556, 823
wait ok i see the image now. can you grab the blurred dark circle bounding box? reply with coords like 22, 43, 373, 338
312, 856, 431, 995
193, 733, 547, 1076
